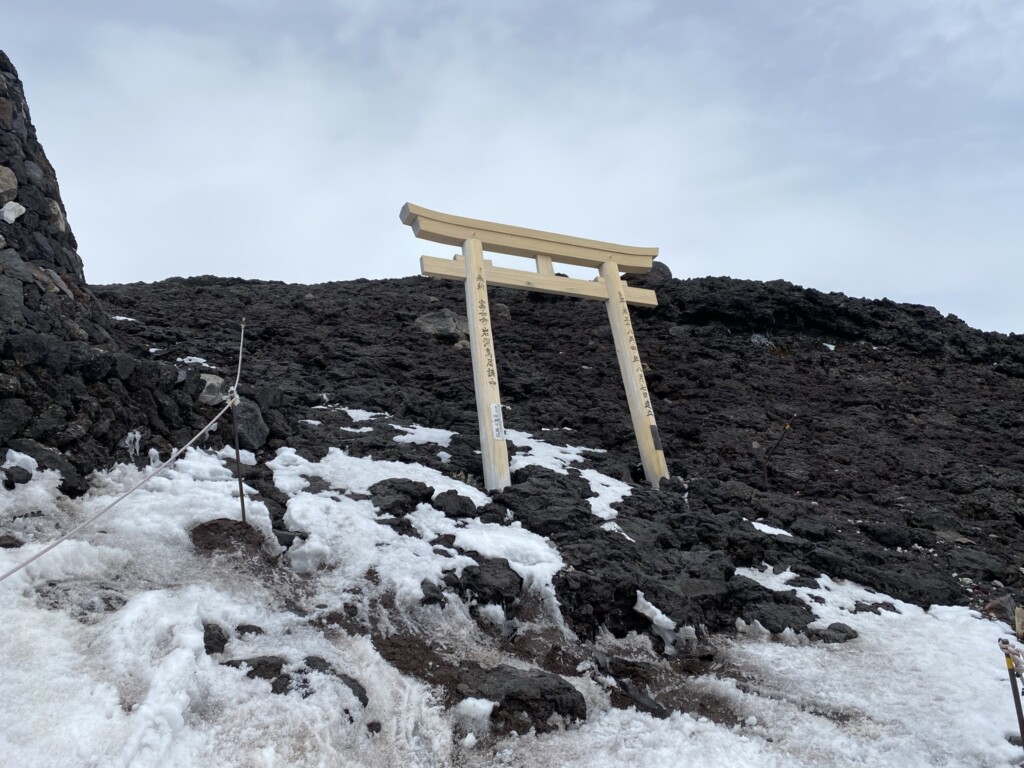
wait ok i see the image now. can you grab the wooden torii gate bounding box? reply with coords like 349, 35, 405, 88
401, 202, 669, 492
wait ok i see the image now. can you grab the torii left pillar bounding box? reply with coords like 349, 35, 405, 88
463, 237, 511, 490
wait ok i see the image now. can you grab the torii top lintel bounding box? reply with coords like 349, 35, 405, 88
400, 202, 659, 274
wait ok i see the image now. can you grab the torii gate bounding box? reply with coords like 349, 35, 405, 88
401, 202, 669, 492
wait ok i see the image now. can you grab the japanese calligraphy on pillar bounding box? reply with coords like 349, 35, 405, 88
462, 237, 511, 489
617, 290, 654, 418
600, 261, 669, 487
475, 269, 499, 389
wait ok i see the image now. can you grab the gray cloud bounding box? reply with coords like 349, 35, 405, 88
4, 0, 1022, 332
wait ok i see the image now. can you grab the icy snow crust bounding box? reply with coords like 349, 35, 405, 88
1, 417, 1021, 767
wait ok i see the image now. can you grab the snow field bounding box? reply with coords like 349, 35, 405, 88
1, 418, 1021, 768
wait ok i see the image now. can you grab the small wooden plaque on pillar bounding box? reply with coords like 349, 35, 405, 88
401, 202, 669, 492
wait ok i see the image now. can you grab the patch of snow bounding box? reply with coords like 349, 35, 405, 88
437, 451, 452, 464
634, 591, 684, 656
267, 447, 489, 505
2, 449, 38, 473
600, 521, 636, 542
340, 426, 373, 433
823, 343, 836, 351
124, 429, 142, 459
176, 356, 216, 368
408, 505, 563, 593
454, 698, 495, 742
476, 604, 506, 626
506, 429, 605, 474
578, 469, 630, 520
343, 407, 389, 422
4, 409, 1020, 768
110, 315, 138, 322
392, 424, 457, 447
750, 521, 793, 537
299, 419, 322, 426
215, 445, 256, 466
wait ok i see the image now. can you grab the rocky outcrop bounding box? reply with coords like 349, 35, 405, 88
0, 51, 103, 339
0, 50, 208, 491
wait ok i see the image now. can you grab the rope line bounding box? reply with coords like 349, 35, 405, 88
0, 400, 234, 584
0, 321, 249, 585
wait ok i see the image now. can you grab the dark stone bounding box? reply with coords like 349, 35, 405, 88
983, 595, 1016, 623
5, 438, 86, 496
0, 398, 31, 442
860, 522, 915, 550
0, 533, 24, 548
368, 478, 435, 516
223, 655, 291, 694
254, 385, 284, 411
112, 352, 136, 380
4, 331, 49, 366
433, 489, 478, 519
414, 308, 467, 343
455, 660, 586, 734
189, 518, 276, 561
458, 557, 523, 611
23, 403, 67, 441
949, 548, 1009, 582
0, 248, 33, 281
790, 516, 831, 541
619, 680, 670, 719
203, 622, 229, 654
420, 579, 447, 607
808, 622, 859, 643
303, 655, 368, 707
232, 398, 269, 451
0, 275, 23, 325
0, 372, 19, 396
272, 528, 304, 548
236, 623, 265, 636
2, 462, 31, 487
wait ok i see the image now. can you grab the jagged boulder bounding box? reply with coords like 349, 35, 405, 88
455, 661, 586, 735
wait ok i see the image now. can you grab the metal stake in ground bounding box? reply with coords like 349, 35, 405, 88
999, 639, 1024, 753
229, 318, 247, 524
763, 413, 797, 487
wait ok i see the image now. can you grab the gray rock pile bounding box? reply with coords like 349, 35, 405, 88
0, 50, 208, 493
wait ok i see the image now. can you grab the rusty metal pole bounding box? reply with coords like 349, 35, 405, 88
1001, 640, 1024, 754
230, 318, 247, 524
230, 400, 247, 524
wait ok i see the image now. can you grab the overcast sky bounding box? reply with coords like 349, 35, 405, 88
4, 1, 1023, 332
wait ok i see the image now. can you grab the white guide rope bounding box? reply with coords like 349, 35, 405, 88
0, 321, 247, 584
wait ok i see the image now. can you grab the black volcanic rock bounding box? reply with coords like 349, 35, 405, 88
87, 270, 1024, 626
455, 660, 586, 735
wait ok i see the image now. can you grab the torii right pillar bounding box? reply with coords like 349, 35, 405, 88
600, 262, 669, 488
